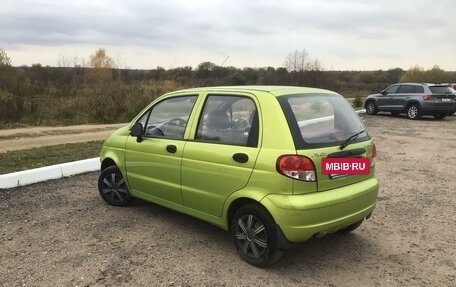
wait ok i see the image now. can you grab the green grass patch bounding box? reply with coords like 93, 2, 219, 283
0, 141, 103, 174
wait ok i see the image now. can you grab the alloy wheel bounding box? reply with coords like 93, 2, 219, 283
234, 214, 268, 259
366, 102, 376, 115
408, 105, 418, 119
99, 168, 130, 205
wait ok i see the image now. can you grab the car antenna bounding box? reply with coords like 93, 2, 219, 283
220, 56, 230, 66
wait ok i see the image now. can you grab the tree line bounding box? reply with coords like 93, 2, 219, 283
0, 48, 455, 126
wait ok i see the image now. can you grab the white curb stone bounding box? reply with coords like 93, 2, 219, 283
0, 157, 100, 189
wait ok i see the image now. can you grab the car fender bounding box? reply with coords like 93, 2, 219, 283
221, 185, 289, 230
406, 99, 422, 108
100, 126, 129, 177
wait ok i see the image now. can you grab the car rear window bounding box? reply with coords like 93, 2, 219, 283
429, 86, 453, 94
278, 93, 370, 149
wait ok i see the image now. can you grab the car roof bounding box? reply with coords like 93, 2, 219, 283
168, 85, 337, 97
394, 82, 434, 86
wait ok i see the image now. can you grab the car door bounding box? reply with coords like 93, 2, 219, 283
377, 84, 398, 110
125, 94, 198, 204
181, 93, 261, 217
393, 84, 417, 110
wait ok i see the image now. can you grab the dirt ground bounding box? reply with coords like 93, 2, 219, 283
1, 113, 455, 286
0, 123, 127, 153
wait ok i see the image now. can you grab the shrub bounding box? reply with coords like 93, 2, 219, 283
352, 97, 363, 108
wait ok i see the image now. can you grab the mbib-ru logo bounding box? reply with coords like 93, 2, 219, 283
322, 158, 370, 175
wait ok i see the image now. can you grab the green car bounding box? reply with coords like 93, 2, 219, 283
98, 86, 379, 266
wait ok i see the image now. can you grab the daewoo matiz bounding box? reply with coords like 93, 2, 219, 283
98, 86, 379, 266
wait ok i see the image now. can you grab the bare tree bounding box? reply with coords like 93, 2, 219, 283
284, 49, 310, 72
284, 49, 324, 85
58, 54, 71, 68
309, 58, 322, 71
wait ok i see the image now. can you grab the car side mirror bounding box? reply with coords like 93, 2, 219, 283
380, 90, 387, 96
130, 122, 143, 143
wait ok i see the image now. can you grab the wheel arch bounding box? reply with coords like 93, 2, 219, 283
406, 100, 422, 108
364, 98, 376, 108
226, 197, 259, 231
223, 186, 276, 230
100, 146, 126, 175
101, 158, 117, 171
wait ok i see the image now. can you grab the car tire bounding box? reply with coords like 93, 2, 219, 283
98, 165, 132, 206
391, 112, 400, 116
433, 114, 446, 120
406, 104, 421, 120
365, 101, 377, 115
231, 203, 284, 267
338, 219, 364, 234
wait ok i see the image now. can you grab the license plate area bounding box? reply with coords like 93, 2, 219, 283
322, 157, 371, 176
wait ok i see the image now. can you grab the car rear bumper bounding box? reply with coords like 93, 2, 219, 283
421, 103, 456, 115
261, 177, 379, 243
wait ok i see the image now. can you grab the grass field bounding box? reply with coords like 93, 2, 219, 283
0, 141, 103, 174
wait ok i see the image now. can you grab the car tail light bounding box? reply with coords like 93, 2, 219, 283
371, 143, 377, 167
423, 95, 433, 100
277, 155, 316, 181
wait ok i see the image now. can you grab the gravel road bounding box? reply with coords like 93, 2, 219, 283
1, 114, 455, 286
0, 123, 127, 153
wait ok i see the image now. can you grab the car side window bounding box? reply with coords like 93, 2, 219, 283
397, 85, 416, 93
414, 86, 424, 93
195, 95, 258, 147
142, 95, 197, 139
385, 85, 399, 94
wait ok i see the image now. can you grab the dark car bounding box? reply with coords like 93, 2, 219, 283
365, 83, 456, 119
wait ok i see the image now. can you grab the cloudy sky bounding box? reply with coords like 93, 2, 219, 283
1, 0, 455, 70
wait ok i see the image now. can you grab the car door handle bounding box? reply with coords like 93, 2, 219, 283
233, 153, 249, 163
166, 145, 177, 153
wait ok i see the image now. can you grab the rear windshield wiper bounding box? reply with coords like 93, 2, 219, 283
340, 130, 366, 150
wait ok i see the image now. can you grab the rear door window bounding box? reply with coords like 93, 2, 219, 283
397, 85, 418, 93
279, 94, 369, 149
195, 95, 259, 147
413, 86, 424, 93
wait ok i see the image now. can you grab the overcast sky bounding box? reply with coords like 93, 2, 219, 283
1, 0, 455, 70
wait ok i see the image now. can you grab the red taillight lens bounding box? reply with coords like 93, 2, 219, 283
423, 95, 432, 100
276, 155, 316, 181
371, 143, 377, 167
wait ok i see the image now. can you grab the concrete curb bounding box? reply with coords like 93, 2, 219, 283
0, 109, 367, 189
0, 158, 100, 189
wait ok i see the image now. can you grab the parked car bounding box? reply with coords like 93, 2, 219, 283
439, 83, 456, 91
98, 86, 379, 266
364, 83, 456, 119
